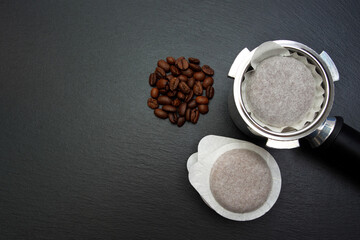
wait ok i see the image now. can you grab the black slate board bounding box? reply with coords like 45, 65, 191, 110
1, 0, 360, 239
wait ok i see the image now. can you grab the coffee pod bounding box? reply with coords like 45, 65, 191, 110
242, 41, 324, 133
188, 135, 281, 221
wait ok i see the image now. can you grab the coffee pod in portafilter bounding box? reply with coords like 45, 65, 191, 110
242, 42, 325, 133
228, 40, 360, 173
187, 135, 281, 221
228, 40, 339, 149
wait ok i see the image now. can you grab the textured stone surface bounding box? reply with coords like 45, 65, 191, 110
0, 0, 360, 239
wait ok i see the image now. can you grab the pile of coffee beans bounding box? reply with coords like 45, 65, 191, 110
147, 56, 215, 127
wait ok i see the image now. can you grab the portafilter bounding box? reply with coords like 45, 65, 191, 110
228, 40, 360, 159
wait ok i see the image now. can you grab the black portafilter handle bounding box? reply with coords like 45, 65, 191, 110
308, 117, 360, 162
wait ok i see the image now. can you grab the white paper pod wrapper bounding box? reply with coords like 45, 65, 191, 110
242, 41, 325, 132
187, 135, 281, 221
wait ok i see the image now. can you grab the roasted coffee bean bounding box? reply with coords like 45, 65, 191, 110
191, 108, 199, 123
149, 73, 157, 86
178, 75, 188, 82
193, 71, 205, 81
193, 81, 203, 96
187, 77, 195, 88
147, 98, 158, 109
158, 95, 172, 105
177, 117, 185, 127
178, 102, 187, 116
179, 81, 191, 94
182, 68, 193, 77
166, 56, 175, 65
175, 57, 189, 70
155, 67, 166, 77
154, 109, 168, 119
159, 85, 169, 94
202, 65, 214, 76
155, 71, 163, 79
166, 74, 174, 80
189, 63, 202, 72
188, 57, 200, 64
202, 77, 214, 88
169, 77, 179, 91
151, 88, 159, 98
162, 105, 177, 112
170, 65, 181, 76
177, 91, 185, 100
156, 78, 169, 89
157, 60, 170, 72
195, 96, 209, 105
206, 86, 214, 99
167, 90, 177, 98
198, 104, 209, 114
172, 98, 181, 107
185, 108, 191, 121
185, 90, 194, 103
169, 112, 178, 124
156, 79, 168, 89
187, 99, 197, 109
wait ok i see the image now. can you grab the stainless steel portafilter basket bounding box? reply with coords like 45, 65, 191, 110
228, 40, 360, 159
